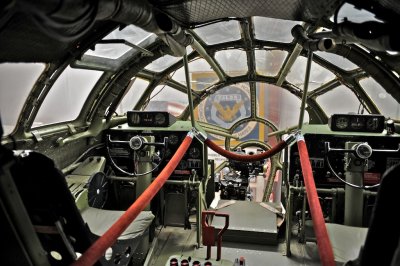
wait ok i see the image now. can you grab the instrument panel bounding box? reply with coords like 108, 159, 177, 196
288, 125, 400, 188
107, 121, 207, 179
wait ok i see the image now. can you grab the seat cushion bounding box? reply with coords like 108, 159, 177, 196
81, 207, 154, 240
326, 223, 368, 263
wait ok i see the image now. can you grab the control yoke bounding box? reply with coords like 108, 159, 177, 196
107, 135, 168, 176
324, 142, 400, 189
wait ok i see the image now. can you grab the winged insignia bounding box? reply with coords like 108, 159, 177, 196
213, 101, 244, 122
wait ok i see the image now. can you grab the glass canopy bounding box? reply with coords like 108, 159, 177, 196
2, 13, 399, 143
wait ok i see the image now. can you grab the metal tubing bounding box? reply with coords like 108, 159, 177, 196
276, 43, 303, 86
183, 53, 196, 128
285, 187, 294, 257
191, 38, 226, 81
298, 50, 313, 130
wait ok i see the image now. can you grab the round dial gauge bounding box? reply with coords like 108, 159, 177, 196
366, 118, 379, 131
335, 117, 349, 129
154, 113, 166, 125
188, 147, 201, 159
351, 117, 365, 130
168, 134, 179, 145
354, 143, 373, 159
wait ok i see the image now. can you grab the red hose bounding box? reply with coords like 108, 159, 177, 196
204, 138, 287, 162
297, 138, 335, 266
71, 133, 194, 266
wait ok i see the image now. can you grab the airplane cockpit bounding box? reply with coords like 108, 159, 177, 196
1, 0, 400, 265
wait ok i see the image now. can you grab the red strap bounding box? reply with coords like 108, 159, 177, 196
297, 138, 335, 266
71, 134, 194, 266
204, 139, 287, 162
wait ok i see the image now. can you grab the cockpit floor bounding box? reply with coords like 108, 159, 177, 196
145, 225, 324, 266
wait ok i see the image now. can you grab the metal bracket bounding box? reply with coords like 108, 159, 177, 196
67, 124, 76, 134
31, 130, 43, 142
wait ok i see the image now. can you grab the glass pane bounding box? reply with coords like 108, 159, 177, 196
257, 83, 308, 129
215, 50, 248, 76
85, 25, 154, 59
0, 63, 45, 135
144, 85, 188, 117
194, 20, 241, 45
360, 78, 400, 119
317, 85, 361, 116
232, 121, 259, 141
34, 67, 103, 127
286, 56, 336, 90
145, 55, 181, 72
256, 49, 288, 76
196, 83, 251, 129
145, 46, 193, 72
315, 52, 358, 71
172, 58, 219, 90
116, 78, 149, 114
254, 17, 299, 43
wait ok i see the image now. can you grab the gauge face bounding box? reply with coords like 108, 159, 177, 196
154, 113, 166, 126
366, 117, 379, 131
350, 117, 365, 130
168, 134, 179, 145
355, 143, 373, 159
335, 116, 349, 129
188, 147, 201, 159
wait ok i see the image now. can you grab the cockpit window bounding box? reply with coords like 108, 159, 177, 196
143, 85, 188, 117
0, 63, 45, 135
314, 52, 359, 71
253, 17, 300, 43
255, 49, 288, 77
85, 25, 154, 59
286, 55, 336, 90
317, 85, 363, 116
145, 54, 182, 72
215, 49, 248, 76
257, 83, 309, 128
116, 78, 149, 114
33, 67, 102, 127
360, 77, 400, 119
172, 58, 219, 90
193, 20, 241, 45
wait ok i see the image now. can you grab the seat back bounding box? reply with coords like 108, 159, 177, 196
360, 163, 400, 266
10, 150, 94, 265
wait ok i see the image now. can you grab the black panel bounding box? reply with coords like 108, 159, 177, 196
127, 111, 177, 127
328, 114, 385, 133
107, 128, 206, 179
289, 133, 400, 188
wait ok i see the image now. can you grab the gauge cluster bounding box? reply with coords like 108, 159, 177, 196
127, 111, 177, 127
328, 114, 385, 133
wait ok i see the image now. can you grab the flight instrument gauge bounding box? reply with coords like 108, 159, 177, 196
154, 113, 166, 126
188, 147, 201, 159
366, 117, 379, 131
335, 116, 349, 129
168, 134, 179, 145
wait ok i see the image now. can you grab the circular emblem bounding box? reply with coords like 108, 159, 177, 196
198, 83, 255, 140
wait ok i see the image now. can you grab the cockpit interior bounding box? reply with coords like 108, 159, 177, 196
1, 0, 400, 265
